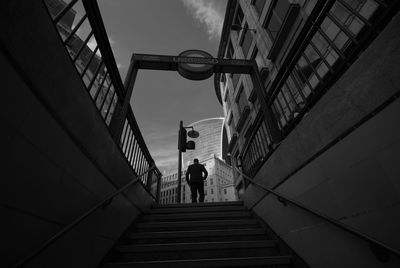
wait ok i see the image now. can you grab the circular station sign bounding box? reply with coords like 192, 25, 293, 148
174, 50, 217, 80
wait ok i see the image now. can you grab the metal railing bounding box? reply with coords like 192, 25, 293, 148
241, 111, 274, 177
13, 166, 156, 267
239, 0, 400, 183
42, 0, 161, 186
234, 166, 400, 262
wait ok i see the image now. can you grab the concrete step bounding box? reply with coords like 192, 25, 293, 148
104, 255, 293, 267
152, 201, 244, 209
125, 228, 267, 244
148, 204, 246, 214
140, 210, 252, 222
134, 218, 259, 231
115, 240, 279, 261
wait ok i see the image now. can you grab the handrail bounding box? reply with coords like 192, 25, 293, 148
13, 165, 156, 268
234, 166, 400, 260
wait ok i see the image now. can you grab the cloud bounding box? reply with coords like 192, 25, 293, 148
181, 0, 226, 40
138, 122, 179, 173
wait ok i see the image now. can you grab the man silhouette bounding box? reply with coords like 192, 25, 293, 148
185, 158, 208, 203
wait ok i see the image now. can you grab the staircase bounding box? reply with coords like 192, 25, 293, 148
102, 201, 305, 267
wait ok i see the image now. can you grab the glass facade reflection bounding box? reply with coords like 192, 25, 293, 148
183, 118, 225, 169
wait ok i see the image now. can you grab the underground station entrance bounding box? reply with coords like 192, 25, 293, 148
119, 49, 279, 203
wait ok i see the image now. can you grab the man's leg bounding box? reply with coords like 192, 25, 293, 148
198, 181, 205, 203
190, 183, 197, 203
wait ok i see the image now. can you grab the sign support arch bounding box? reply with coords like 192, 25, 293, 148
109, 50, 280, 202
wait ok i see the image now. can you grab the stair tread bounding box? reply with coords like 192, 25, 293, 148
148, 205, 246, 214
118, 240, 277, 252
141, 211, 252, 221
153, 201, 244, 209
135, 218, 258, 228
104, 255, 293, 267
127, 228, 266, 239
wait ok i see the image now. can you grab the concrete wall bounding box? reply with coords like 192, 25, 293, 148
243, 9, 400, 268
0, 1, 153, 267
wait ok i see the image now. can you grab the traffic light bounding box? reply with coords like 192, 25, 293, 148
186, 140, 195, 150
178, 126, 187, 152
179, 127, 196, 152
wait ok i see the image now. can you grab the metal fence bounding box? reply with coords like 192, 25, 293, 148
43, 0, 161, 190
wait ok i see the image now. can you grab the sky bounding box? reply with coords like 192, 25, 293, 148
98, 0, 228, 172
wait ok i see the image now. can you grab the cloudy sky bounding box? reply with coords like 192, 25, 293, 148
98, 0, 228, 172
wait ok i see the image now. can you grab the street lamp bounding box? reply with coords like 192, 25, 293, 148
177, 120, 199, 203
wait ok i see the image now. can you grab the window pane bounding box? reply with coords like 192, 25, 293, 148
277, 92, 291, 119
334, 31, 351, 51
312, 31, 330, 55
286, 75, 304, 104
234, 6, 244, 26
330, 2, 353, 25
344, 0, 379, 20
308, 73, 319, 88
325, 47, 339, 66
253, 0, 266, 15
232, 73, 241, 89
272, 101, 285, 129
241, 28, 253, 56
321, 17, 341, 41
347, 16, 364, 36
267, 14, 281, 40
275, 0, 290, 19
316, 61, 329, 78
330, 1, 365, 37
281, 84, 296, 112
304, 44, 321, 65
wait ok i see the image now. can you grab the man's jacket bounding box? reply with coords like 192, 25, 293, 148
186, 163, 208, 183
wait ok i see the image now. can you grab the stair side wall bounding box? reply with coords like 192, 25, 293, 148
243, 9, 400, 268
0, 1, 153, 267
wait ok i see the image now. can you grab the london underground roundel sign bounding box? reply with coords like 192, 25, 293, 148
174, 50, 217, 80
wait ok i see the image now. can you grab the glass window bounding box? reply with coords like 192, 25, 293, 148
241, 25, 253, 57
253, 0, 266, 15
226, 92, 231, 110
234, 5, 244, 27
236, 86, 248, 116
264, 0, 290, 40
232, 73, 241, 89
226, 42, 234, 59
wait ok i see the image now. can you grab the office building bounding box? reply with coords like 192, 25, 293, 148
160, 118, 237, 203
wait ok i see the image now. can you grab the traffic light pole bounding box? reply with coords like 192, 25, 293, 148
177, 120, 183, 203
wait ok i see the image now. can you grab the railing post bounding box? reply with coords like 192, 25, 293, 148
146, 162, 154, 191
156, 173, 162, 204
109, 55, 138, 143
250, 62, 281, 143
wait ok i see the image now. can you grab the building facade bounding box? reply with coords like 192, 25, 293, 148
215, 0, 400, 266
159, 118, 237, 204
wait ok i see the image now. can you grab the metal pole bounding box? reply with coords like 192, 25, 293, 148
109, 55, 138, 143
250, 62, 281, 143
177, 120, 183, 203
